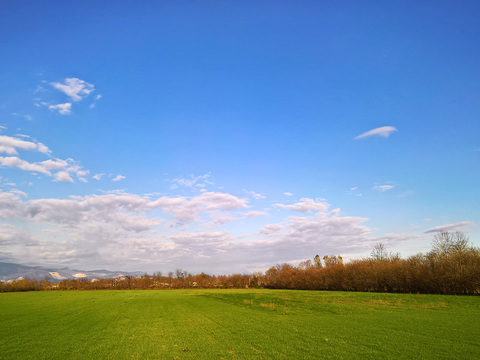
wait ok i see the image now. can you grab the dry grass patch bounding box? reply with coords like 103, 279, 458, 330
260, 303, 276, 308
363, 300, 391, 306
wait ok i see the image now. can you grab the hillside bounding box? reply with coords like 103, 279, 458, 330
0, 262, 144, 283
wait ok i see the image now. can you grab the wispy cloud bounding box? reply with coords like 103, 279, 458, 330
424, 221, 476, 233
112, 175, 126, 182
245, 211, 269, 218
51, 78, 94, 102
47, 103, 72, 115
76, 170, 89, 183
89, 94, 102, 109
398, 190, 414, 198
244, 190, 266, 200
11, 113, 33, 121
170, 174, 212, 189
259, 223, 283, 235
373, 185, 395, 192
355, 126, 398, 140
275, 198, 329, 213
37, 78, 97, 115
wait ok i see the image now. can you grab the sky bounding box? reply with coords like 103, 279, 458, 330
0, 0, 478, 274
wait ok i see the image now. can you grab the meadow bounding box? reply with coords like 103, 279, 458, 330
1, 289, 479, 359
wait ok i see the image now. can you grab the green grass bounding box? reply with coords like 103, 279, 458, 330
1, 289, 479, 359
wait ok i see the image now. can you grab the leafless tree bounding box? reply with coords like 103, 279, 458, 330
430, 231, 470, 257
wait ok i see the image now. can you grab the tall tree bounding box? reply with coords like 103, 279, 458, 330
370, 243, 388, 261
430, 231, 470, 257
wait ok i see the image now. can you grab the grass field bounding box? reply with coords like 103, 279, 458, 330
1, 289, 479, 359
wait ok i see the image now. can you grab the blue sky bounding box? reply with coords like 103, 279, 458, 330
0, 1, 478, 273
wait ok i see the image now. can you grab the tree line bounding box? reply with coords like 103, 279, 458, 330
0, 270, 258, 292
264, 232, 480, 294
1, 231, 479, 295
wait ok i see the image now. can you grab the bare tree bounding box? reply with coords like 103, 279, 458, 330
370, 243, 401, 262
431, 231, 470, 257
370, 243, 389, 261
298, 259, 313, 270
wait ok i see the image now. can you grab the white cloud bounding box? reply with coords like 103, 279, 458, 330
54, 171, 74, 182
373, 185, 395, 192
51, 78, 94, 102
245, 211, 269, 218
205, 215, 237, 228
0, 135, 50, 154
24, 193, 157, 229
0, 191, 23, 218
150, 192, 248, 223
283, 192, 293, 196
76, 170, 89, 182
259, 223, 283, 235
285, 213, 371, 242
48, 103, 72, 115
93, 173, 104, 180
0, 156, 51, 175
0, 225, 39, 247
0, 134, 88, 183
37, 143, 50, 154
245, 190, 266, 199
40, 159, 70, 170
112, 175, 126, 181
424, 221, 476, 233
171, 174, 212, 189
0, 146, 18, 155
354, 126, 398, 140
0, 187, 425, 274
168, 232, 232, 256
191, 192, 247, 212
275, 198, 329, 213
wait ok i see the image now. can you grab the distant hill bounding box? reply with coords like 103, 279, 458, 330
0, 262, 145, 283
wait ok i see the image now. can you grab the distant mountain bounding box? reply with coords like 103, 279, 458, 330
0, 262, 145, 283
